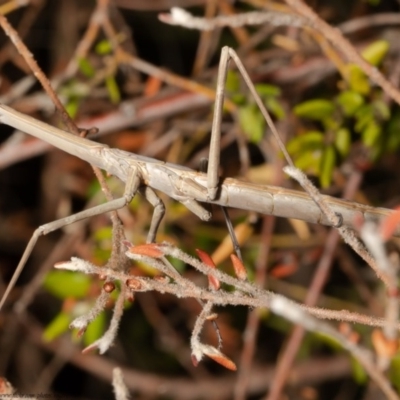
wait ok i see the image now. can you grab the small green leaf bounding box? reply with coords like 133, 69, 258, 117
294, 149, 322, 174
83, 311, 107, 346
105, 76, 121, 104
225, 70, 240, 93
44, 271, 92, 299
265, 97, 285, 120
65, 99, 80, 119
337, 90, 364, 116
354, 105, 374, 133
231, 93, 246, 105
95, 39, 113, 55
334, 128, 351, 157
351, 357, 368, 384
59, 80, 90, 99
255, 83, 281, 97
372, 99, 390, 121
346, 65, 370, 95
78, 57, 95, 78
94, 226, 113, 241
386, 112, 400, 152
238, 104, 265, 143
93, 226, 113, 262
294, 99, 335, 120
287, 131, 324, 155
43, 311, 71, 341
390, 354, 400, 391
362, 121, 381, 147
319, 145, 336, 188
361, 40, 389, 66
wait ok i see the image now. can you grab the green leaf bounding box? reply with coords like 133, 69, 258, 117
347, 65, 370, 95
361, 40, 389, 66
334, 128, 351, 157
336, 90, 364, 116
390, 354, 400, 391
43, 271, 92, 299
43, 311, 71, 341
225, 70, 240, 93
59, 80, 90, 99
372, 99, 390, 121
93, 226, 113, 262
238, 104, 265, 143
354, 104, 374, 133
287, 131, 324, 155
386, 112, 400, 152
78, 57, 95, 78
255, 83, 281, 98
362, 121, 381, 147
65, 99, 80, 119
265, 97, 285, 120
294, 99, 335, 120
95, 39, 113, 55
83, 311, 107, 346
351, 357, 368, 384
105, 76, 121, 104
294, 149, 322, 174
94, 225, 113, 241
231, 93, 246, 105
319, 145, 336, 188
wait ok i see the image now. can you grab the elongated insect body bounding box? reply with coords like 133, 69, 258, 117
0, 103, 397, 235
0, 46, 398, 312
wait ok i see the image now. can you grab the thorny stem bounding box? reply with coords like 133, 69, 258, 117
57, 249, 399, 399
58, 254, 400, 331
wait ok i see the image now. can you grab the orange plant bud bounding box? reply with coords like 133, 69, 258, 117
191, 354, 199, 367
270, 263, 298, 279
208, 275, 220, 291
196, 249, 216, 268
127, 243, 163, 258
126, 278, 143, 291
196, 249, 220, 290
380, 206, 400, 241
206, 313, 219, 321
339, 322, 360, 344
339, 322, 351, 336
348, 331, 360, 344
203, 347, 237, 371
0, 377, 15, 394
103, 281, 115, 293
77, 327, 87, 337
371, 329, 398, 358
230, 254, 247, 280
144, 75, 162, 97
62, 298, 76, 313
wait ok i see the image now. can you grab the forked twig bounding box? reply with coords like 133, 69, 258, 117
55, 243, 399, 399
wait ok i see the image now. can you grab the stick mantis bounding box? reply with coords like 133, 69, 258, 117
0, 46, 397, 311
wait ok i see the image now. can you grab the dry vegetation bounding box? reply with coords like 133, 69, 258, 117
2, 1, 400, 399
